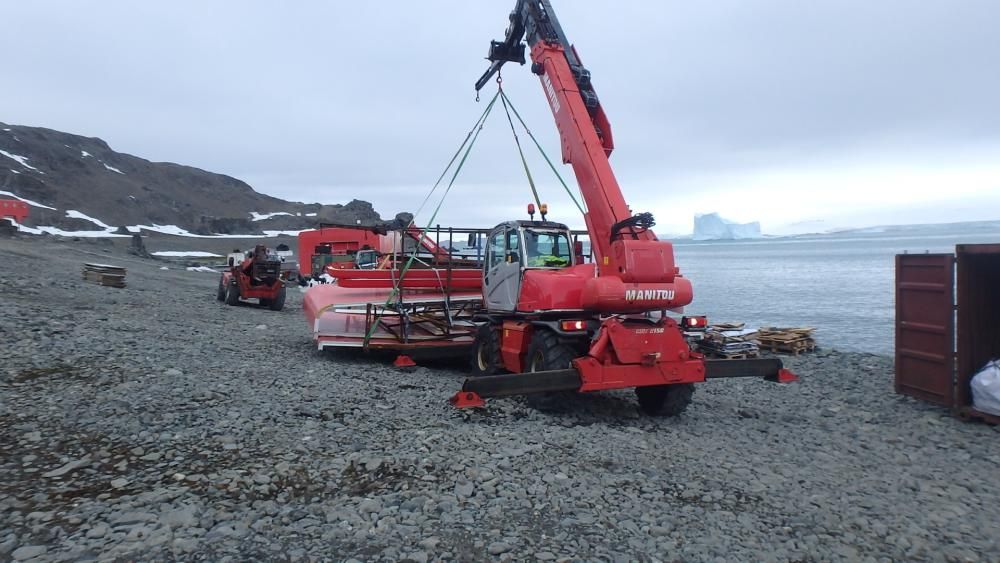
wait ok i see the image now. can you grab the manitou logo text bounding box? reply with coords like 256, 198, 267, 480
624, 289, 675, 301
543, 74, 561, 114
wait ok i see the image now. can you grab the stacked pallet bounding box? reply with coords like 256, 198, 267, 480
756, 327, 816, 355
696, 323, 761, 359
82, 263, 127, 288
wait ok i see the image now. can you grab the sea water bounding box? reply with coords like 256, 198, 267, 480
673, 224, 1000, 355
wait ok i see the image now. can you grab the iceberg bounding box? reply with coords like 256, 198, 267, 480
692, 212, 762, 241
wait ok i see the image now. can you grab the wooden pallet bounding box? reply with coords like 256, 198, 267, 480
82, 263, 127, 288
757, 338, 816, 355
705, 351, 761, 360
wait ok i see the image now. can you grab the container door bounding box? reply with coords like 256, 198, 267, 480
895, 253, 955, 406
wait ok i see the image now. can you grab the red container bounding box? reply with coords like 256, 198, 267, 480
0, 199, 29, 223
895, 244, 1000, 423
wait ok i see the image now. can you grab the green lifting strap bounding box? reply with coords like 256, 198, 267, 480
363, 90, 501, 347
499, 86, 542, 212
500, 89, 586, 215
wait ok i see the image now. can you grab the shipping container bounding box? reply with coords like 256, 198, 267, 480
895, 244, 1000, 423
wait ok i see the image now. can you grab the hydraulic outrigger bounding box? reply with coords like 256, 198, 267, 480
453, 0, 796, 414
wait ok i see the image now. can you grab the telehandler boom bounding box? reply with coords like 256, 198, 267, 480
455, 0, 795, 414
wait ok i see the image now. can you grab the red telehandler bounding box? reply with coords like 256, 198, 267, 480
454, 0, 795, 414
217, 244, 287, 311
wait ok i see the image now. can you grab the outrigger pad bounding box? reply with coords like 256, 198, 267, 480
768, 368, 799, 384
450, 391, 485, 409
393, 355, 417, 369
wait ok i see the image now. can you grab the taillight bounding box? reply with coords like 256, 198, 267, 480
560, 320, 587, 331
681, 315, 708, 330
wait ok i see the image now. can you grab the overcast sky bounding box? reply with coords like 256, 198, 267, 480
3, 1, 999, 234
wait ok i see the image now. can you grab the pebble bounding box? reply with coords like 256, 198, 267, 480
12, 545, 47, 560
488, 542, 513, 555
2, 237, 998, 562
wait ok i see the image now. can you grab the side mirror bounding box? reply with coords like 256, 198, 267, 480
574, 240, 584, 264
467, 233, 477, 247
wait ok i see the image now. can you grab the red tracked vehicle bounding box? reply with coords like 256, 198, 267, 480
217, 244, 287, 311
454, 0, 795, 414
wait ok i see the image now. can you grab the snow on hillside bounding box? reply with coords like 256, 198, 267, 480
9, 221, 130, 238
0, 190, 57, 210
101, 162, 125, 174
250, 211, 294, 221
8, 219, 303, 239
262, 229, 308, 236
66, 210, 114, 229
0, 150, 44, 173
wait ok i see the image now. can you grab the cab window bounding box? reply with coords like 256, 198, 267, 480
523, 229, 572, 267
488, 231, 504, 268
505, 229, 520, 263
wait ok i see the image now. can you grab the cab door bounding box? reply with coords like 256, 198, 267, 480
484, 227, 523, 312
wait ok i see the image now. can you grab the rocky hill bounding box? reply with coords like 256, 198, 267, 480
0, 121, 384, 235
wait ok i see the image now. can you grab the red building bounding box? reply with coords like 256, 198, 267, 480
0, 199, 29, 224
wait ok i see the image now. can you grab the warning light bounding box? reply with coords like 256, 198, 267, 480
560, 320, 587, 331
540, 203, 548, 220
681, 315, 708, 331
528, 203, 536, 220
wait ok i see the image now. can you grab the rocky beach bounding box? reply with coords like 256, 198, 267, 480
2, 235, 999, 562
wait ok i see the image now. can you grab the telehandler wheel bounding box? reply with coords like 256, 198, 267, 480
525, 329, 578, 412
216, 276, 226, 301
224, 280, 240, 306
635, 383, 694, 417
471, 323, 502, 376
268, 286, 286, 311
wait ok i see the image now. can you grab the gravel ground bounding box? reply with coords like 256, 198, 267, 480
2, 235, 999, 562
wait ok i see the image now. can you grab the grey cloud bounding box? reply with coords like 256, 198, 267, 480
2, 0, 998, 229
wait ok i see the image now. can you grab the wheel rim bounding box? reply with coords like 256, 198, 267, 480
528, 350, 544, 372
476, 341, 489, 371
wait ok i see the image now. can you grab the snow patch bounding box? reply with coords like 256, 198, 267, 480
0, 190, 57, 210
81, 150, 92, 158
250, 211, 293, 221
10, 220, 129, 238
66, 210, 114, 229
0, 150, 43, 173
159, 266, 170, 270
262, 229, 307, 236
2, 128, 10, 132
152, 251, 222, 257
128, 224, 193, 236
14, 218, 306, 239
101, 162, 125, 174
305, 212, 317, 217
186, 266, 218, 273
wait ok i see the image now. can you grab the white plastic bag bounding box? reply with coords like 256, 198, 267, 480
971, 359, 1000, 416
